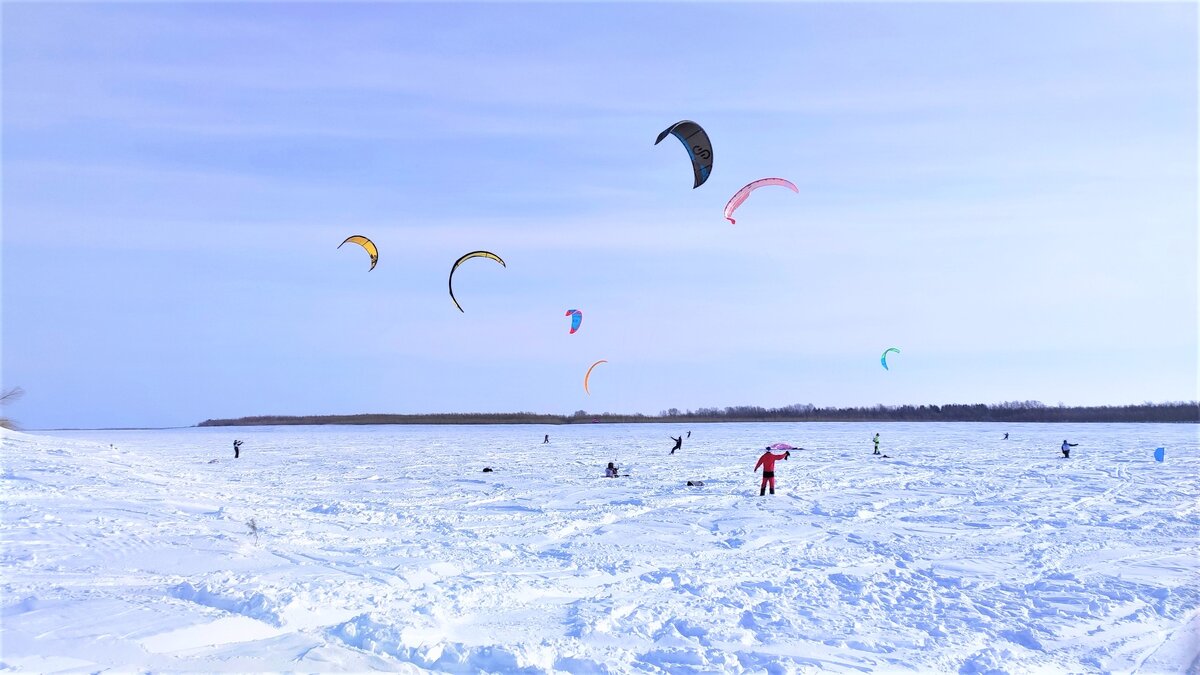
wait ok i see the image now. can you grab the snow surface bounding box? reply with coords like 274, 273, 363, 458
2, 422, 1198, 673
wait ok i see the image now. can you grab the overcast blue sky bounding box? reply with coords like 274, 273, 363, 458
3, 3, 1196, 429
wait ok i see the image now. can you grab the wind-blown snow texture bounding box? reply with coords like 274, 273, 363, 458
2, 423, 1198, 673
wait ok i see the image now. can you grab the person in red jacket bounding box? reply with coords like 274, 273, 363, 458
754, 446, 790, 496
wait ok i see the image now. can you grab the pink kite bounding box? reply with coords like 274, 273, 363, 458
724, 178, 798, 224
769, 443, 798, 451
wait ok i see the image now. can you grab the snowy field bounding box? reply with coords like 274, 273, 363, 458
2, 422, 1198, 674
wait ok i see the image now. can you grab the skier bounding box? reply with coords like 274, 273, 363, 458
754, 446, 791, 496
669, 436, 683, 455
233, 439, 243, 459
873, 433, 881, 455
1061, 440, 1078, 458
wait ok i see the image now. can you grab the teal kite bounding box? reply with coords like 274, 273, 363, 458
881, 347, 900, 370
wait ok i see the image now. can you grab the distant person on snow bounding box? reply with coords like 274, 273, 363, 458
1062, 440, 1078, 458
543, 434, 549, 444
755, 446, 790, 496
1003, 432, 1009, 440
605, 462, 620, 478
233, 439, 243, 459
873, 433, 881, 455
670, 436, 683, 455
686, 430, 691, 438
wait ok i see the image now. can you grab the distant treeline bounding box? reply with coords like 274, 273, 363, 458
197, 401, 1198, 426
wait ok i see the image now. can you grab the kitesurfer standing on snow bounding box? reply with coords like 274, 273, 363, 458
670, 436, 683, 455
873, 433, 881, 455
1062, 440, 1078, 458
1003, 432, 1009, 440
605, 462, 619, 478
755, 446, 790, 496
543, 434, 549, 444
233, 439, 243, 459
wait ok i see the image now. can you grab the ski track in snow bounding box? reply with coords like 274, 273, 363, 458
2, 423, 1197, 673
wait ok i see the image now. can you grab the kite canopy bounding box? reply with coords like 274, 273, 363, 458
338, 235, 378, 271
769, 443, 798, 451
565, 309, 583, 334
724, 178, 798, 224
449, 251, 505, 313
655, 120, 713, 189
583, 359, 607, 395
881, 347, 901, 370
1154, 447, 1165, 462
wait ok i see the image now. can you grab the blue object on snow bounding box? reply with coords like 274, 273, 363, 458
1154, 447, 1164, 462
